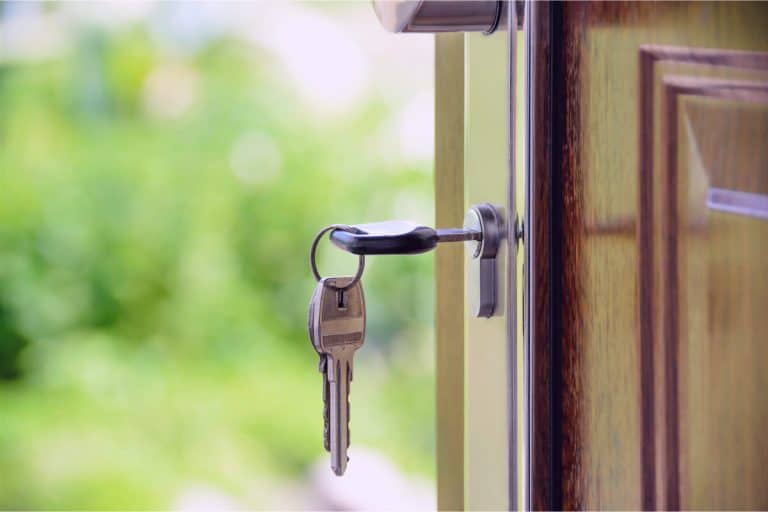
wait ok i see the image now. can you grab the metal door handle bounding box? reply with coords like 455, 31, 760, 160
373, 0, 523, 34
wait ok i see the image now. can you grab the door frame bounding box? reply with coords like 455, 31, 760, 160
434, 4, 522, 507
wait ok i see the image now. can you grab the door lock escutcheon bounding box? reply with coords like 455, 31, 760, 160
328, 203, 506, 317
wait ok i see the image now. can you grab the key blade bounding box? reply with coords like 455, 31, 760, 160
315, 277, 365, 476
328, 355, 351, 476
321, 355, 331, 452
317, 354, 330, 452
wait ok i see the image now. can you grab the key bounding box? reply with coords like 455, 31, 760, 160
329, 220, 480, 255
313, 276, 366, 476
308, 281, 331, 452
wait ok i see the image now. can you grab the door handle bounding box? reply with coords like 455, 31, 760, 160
372, 0, 523, 34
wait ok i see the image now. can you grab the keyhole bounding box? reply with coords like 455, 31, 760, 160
337, 289, 347, 309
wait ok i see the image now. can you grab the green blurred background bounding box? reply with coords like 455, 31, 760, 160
0, 2, 435, 509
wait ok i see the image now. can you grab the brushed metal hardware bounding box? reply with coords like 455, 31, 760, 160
373, 0, 523, 34
463, 203, 503, 317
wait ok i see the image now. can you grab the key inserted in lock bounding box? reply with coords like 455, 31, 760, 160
328, 203, 504, 317
329, 221, 481, 255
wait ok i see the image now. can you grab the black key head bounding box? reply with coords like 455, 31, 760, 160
329, 221, 438, 255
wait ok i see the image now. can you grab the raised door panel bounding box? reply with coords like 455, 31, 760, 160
641, 47, 768, 510
661, 74, 768, 510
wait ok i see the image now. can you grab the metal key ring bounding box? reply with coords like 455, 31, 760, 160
309, 224, 365, 291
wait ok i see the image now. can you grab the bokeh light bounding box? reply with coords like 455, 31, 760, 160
0, 2, 435, 509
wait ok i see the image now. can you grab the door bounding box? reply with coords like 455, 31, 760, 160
378, 1, 768, 509
527, 2, 768, 509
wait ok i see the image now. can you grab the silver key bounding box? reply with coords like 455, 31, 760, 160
308, 282, 331, 452
312, 276, 365, 476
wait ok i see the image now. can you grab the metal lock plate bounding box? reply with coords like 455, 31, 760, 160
463, 203, 504, 318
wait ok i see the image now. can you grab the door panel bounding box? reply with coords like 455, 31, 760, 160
670, 91, 768, 509
527, 2, 768, 509
642, 46, 768, 510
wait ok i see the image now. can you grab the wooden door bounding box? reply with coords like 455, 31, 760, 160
526, 2, 768, 509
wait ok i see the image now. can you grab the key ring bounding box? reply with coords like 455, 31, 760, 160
310, 224, 365, 291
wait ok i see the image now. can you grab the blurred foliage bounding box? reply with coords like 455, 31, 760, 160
0, 6, 434, 509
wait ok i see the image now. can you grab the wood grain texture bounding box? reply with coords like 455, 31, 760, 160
638, 47, 768, 509
435, 33, 465, 512
527, 2, 768, 509
526, 2, 553, 509
530, 3, 647, 508
662, 78, 768, 510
